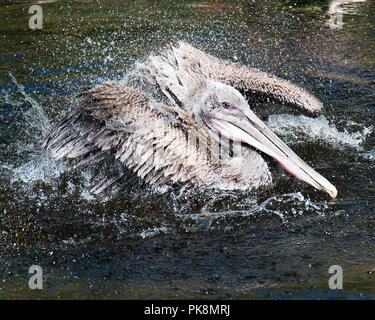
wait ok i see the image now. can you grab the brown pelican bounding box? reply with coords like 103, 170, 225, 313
42, 42, 337, 198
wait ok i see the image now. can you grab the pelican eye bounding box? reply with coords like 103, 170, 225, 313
221, 102, 230, 109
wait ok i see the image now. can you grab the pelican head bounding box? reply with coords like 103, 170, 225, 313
195, 80, 337, 198
144, 51, 338, 198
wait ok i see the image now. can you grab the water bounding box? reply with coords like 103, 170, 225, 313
1, 0, 375, 299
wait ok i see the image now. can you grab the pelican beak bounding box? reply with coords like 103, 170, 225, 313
209, 109, 338, 198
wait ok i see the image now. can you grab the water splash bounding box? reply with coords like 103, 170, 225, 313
175, 192, 326, 232
139, 226, 170, 239
267, 114, 372, 150
8, 72, 51, 135
4, 61, 369, 241
10, 154, 68, 185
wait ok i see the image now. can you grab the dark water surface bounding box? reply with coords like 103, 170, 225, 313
1, 0, 375, 299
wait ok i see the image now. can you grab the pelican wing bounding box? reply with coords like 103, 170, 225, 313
42, 83, 153, 192
169, 42, 324, 116
42, 82, 221, 194
42, 82, 148, 162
